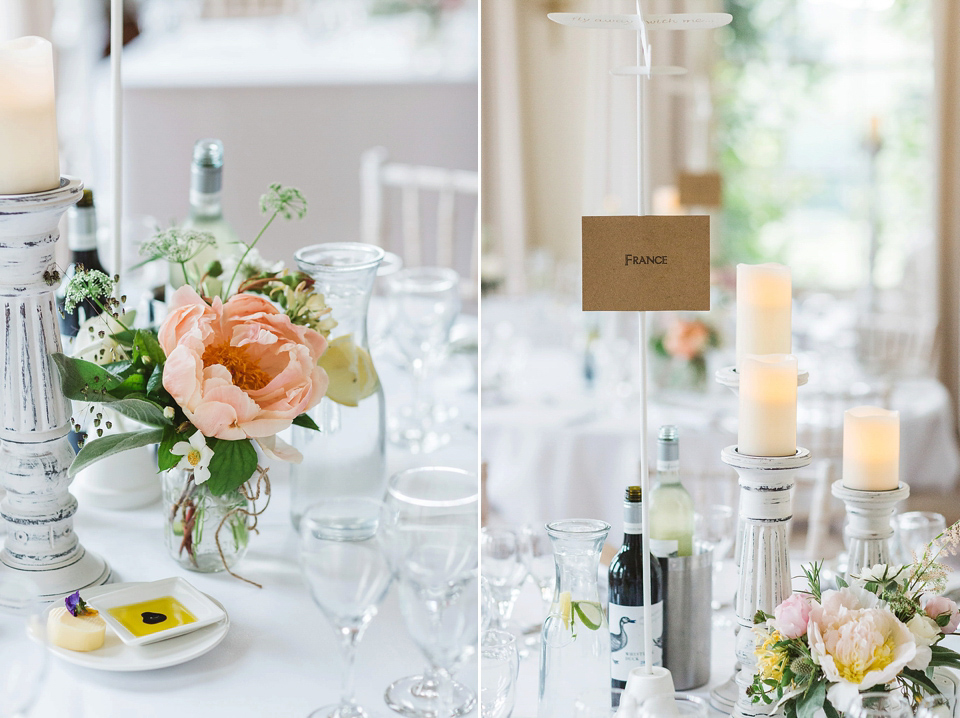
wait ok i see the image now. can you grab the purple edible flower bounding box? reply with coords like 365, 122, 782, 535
65, 591, 92, 617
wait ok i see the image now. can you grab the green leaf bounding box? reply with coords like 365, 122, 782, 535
902, 667, 940, 695
132, 329, 165, 366
292, 413, 321, 431
204, 439, 258, 496
69, 429, 163, 477
835, 575, 848, 589
157, 425, 184, 472
797, 680, 825, 718
52, 353, 123, 401
106, 396, 171, 427
822, 699, 840, 718
110, 329, 138, 346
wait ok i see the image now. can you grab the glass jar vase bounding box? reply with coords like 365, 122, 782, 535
162, 468, 251, 572
289, 243, 387, 531
539, 519, 611, 718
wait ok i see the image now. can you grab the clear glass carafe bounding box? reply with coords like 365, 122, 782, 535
539, 519, 611, 718
289, 243, 386, 530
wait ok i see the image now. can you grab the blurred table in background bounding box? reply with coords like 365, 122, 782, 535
481, 295, 960, 539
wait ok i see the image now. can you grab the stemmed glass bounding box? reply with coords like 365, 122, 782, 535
916, 694, 957, 718
0, 577, 46, 718
521, 524, 556, 612
381, 466, 479, 718
385, 267, 461, 453
480, 528, 529, 631
480, 630, 519, 718
695, 505, 737, 623
300, 498, 393, 718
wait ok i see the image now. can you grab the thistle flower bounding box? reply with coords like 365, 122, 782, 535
259, 184, 307, 220
140, 228, 216, 264
63, 268, 115, 314
268, 277, 337, 335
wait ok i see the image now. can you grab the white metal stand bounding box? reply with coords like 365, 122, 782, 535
832, 480, 909, 580
0, 177, 111, 604
722, 446, 811, 718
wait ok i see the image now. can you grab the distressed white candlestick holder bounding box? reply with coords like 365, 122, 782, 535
0, 177, 111, 604
831, 480, 909, 580
722, 445, 811, 718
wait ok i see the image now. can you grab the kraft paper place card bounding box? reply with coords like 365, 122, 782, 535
677, 171, 723, 207
581, 215, 710, 312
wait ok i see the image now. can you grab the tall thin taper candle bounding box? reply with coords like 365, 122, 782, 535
111, 0, 123, 277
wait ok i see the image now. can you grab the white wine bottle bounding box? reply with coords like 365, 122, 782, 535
170, 138, 240, 289
649, 425, 695, 557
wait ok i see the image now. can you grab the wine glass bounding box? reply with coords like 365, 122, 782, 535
381, 466, 479, 718
845, 692, 912, 718
385, 267, 461, 453
521, 524, 556, 611
695, 505, 737, 621
894, 511, 947, 564
480, 630, 519, 718
0, 576, 46, 718
300, 498, 393, 718
481, 528, 529, 631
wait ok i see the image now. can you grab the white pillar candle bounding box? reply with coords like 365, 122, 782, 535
0, 37, 60, 195
738, 354, 797, 457
736, 263, 792, 369
843, 406, 900, 491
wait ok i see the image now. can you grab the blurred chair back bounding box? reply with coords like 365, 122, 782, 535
361, 147, 479, 300
795, 382, 888, 559
855, 313, 937, 379
202, 0, 300, 17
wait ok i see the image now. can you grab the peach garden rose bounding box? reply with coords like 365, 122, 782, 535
160, 285, 329, 462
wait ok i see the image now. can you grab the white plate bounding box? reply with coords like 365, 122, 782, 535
33, 583, 230, 672
89, 577, 226, 646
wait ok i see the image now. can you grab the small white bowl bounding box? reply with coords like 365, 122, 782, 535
87, 578, 226, 647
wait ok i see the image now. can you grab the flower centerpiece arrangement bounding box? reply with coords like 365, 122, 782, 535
651, 316, 721, 391
53, 185, 376, 584
750, 523, 960, 717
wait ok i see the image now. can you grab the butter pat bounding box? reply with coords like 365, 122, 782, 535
47, 606, 106, 652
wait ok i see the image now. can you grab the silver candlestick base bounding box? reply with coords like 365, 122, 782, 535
0, 177, 111, 604
722, 445, 811, 718
832, 480, 910, 580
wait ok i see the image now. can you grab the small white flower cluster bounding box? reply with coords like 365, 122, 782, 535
259, 183, 307, 220
63, 269, 115, 314
140, 228, 216, 264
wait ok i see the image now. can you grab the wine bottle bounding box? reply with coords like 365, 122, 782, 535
649, 425, 695, 558
57, 189, 106, 345
170, 138, 239, 289
608, 485, 664, 706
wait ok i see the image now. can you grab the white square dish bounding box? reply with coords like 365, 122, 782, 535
87, 578, 226, 647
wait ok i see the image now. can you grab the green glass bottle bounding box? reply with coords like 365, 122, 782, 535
649, 425, 695, 557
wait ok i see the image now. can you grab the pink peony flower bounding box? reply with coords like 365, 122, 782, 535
159, 286, 328, 461
773, 593, 811, 639
925, 595, 960, 635
807, 587, 917, 711
663, 319, 711, 361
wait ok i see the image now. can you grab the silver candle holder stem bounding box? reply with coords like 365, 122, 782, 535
0, 177, 110, 604
832, 481, 910, 580
722, 445, 811, 718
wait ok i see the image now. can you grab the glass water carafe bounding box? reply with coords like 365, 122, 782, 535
539, 519, 611, 718
289, 243, 387, 530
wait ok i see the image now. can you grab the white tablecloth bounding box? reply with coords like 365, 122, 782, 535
28, 335, 478, 718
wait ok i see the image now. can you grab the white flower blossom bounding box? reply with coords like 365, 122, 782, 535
170, 431, 214, 484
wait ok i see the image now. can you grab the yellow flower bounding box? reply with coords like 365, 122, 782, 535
755, 626, 788, 682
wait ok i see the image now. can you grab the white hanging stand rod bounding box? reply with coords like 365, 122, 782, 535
548, 0, 731, 678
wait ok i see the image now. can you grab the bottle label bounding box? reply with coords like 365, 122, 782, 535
657, 460, 680, 472
609, 601, 663, 680
650, 538, 679, 557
